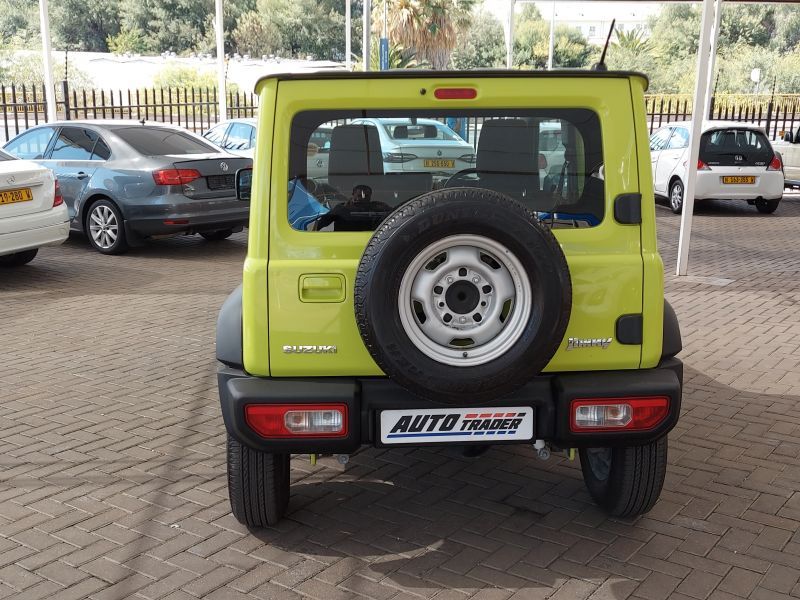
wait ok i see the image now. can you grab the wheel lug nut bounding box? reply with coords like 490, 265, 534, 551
446, 277, 454, 284
472, 277, 479, 283
459, 316, 466, 323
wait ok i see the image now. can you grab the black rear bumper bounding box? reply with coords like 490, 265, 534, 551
218, 358, 683, 453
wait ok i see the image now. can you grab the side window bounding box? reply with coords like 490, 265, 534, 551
91, 137, 111, 161
649, 128, 672, 152
203, 123, 228, 146
50, 127, 98, 160
4, 127, 57, 160
667, 127, 689, 150
224, 123, 253, 151
249, 126, 256, 148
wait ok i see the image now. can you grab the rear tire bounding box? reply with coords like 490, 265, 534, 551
200, 229, 234, 241
227, 435, 290, 527
579, 437, 668, 517
669, 180, 684, 214
0, 249, 38, 267
755, 199, 779, 214
86, 199, 128, 255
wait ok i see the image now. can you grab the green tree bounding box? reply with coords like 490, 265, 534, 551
107, 28, 148, 55
50, 0, 120, 52
513, 5, 590, 69
451, 11, 505, 70
153, 64, 217, 89
612, 28, 651, 54
232, 11, 284, 58
0, 0, 38, 47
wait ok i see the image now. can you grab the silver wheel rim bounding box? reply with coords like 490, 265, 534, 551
397, 234, 532, 367
586, 447, 612, 482
89, 205, 118, 250
670, 184, 683, 211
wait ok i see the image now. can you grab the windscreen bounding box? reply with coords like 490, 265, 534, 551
288, 109, 605, 232
115, 127, 218, 156
700, 128, 774, 166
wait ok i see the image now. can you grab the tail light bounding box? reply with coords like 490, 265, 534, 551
697, 159, 710, 171
767, 154, 782, 171
245, 404, 348, 438
538, 153, 548, 170
153, 168, 202, 186
458, 154, 477, 164
382, 152, 417, 163
570, 397, 669, 432
52, 179, 63, 207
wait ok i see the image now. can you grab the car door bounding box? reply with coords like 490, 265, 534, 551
40, 127, 104, 222
655, 127, 689, 193
203, 122, 230, 150
648, 127, 672, 193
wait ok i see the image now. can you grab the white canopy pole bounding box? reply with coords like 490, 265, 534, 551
363, 0, 371, 71
38, 0, 56, 122
345, 0, 352, 69
215, 0, 227, 121
702, 0, 723, 120
506, 0, 514, 69
676, 0, 717, 276
547, 0, 556, 70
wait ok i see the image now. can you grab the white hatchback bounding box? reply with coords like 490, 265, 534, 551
0, 149, 69, 267
649, 121, 784, 214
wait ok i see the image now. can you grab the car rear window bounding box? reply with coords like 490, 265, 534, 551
288, 109, 604, 232
114, 127, 218, 156
700, 128, 773, 166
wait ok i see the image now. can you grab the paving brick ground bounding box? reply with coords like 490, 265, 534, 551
1, 195, 800, 600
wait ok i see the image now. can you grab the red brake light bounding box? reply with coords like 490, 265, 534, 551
52, 179, 63, 207
570, 397, 670, 432
245, 404, 348, 438
153, 169, 202, 186
538, 153, 548, 170
697, 159, 710, 171
434, 88, 477, 100
768, 154, 782, 171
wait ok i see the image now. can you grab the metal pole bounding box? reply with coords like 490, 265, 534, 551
215, 0, 227, 121
363, 0, 371, 71
548, 0, 556, 70
676, 0, 716, 276
345, 0, 352, 69
506, 0, 514, 69
38, 0, 56, 122
702, 0, 722, 120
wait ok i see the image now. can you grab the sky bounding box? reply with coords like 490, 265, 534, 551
482, 1, 662, 24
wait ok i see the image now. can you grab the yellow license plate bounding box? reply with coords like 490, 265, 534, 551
0, 188, 33, 205
721, 176, 756, 184
423, 159, 455, 169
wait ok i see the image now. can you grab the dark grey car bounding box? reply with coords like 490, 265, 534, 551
3, 121, 251, 254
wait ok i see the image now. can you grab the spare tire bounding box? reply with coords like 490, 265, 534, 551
354, 188, 572, 404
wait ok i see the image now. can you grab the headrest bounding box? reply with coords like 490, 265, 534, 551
329, 125, 384, 176
393, 125, 408, 139
477, 119, 537, 174
423, 125, 438, 139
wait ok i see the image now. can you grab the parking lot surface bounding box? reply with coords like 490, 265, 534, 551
2, 196, 800, 600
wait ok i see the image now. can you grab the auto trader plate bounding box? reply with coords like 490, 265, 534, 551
423, 159, 455, 169
0, 188, 33, 205
721, 176, 755, 184
380, 407, 533, 444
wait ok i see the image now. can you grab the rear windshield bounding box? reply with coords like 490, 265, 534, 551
288, 109, 604, 232
700, 128, 773, 166
114, 127, 218, 156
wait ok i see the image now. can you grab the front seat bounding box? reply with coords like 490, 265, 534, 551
474, 119, 539, 205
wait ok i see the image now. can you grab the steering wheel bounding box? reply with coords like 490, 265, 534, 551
443, 168, 480, 188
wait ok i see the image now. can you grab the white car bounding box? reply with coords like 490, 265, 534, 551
649, 121, 784, 214
350, 117, 475, 176
0, 149, 69, 267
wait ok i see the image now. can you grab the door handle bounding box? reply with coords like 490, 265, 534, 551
299, 274, 346, 303
76, 171, 88, 180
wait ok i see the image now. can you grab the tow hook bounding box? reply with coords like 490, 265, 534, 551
533, 439, 550, 461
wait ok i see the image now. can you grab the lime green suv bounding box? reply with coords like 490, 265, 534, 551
217, 70, 683, 526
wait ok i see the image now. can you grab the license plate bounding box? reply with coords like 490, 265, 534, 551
380, 406, 534, 444
721, 176, 756, 184
423, 159, 455, 169
0, 188, 33, 205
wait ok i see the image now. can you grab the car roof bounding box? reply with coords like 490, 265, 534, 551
254, 69, 649, 92
661, 120, 767, 134
217, 118, 258, 126
27, 119, 196, 132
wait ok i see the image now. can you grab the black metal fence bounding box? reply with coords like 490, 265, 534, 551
0, 81, 258, 142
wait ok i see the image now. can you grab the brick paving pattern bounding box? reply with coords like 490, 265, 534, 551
1, 195, 800, 599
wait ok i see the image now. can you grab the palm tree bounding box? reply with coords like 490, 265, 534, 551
612, 28, 652, 54
378, 0, 476, 69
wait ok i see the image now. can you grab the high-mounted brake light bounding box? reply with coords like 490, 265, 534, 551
434, 88, 477, 100
52, 179, 63, 207
570, 397, 669, 432
153, 168, 202, 186
767, 154, 782, 171
245, 404, 348, 438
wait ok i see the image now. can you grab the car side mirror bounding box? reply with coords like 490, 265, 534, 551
236, 167, 252, 201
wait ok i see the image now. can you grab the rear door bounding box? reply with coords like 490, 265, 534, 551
39, 127, 104, 220
648, 127, 673, 193
654, 127, 688, 192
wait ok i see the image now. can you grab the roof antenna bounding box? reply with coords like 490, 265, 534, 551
592, 18, 616, 71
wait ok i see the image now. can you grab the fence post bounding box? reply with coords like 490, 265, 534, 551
61, 80, 70, 120
765, 77, 776, 139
